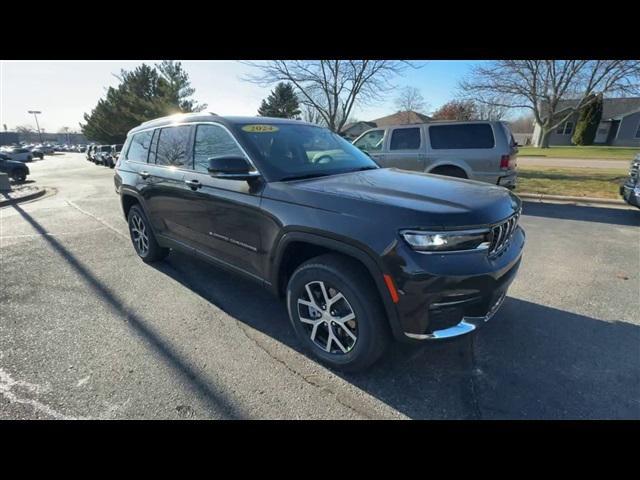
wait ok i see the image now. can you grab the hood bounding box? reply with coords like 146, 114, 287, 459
266, 168, 521, 229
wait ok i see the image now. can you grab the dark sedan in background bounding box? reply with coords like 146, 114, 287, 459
0, 153, 30, 182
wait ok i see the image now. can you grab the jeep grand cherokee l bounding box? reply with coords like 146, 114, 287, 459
114, 113, 525, 371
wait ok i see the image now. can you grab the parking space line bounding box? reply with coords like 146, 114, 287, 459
65, 199, 128, 239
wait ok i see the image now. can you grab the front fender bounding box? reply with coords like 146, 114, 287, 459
269, 230, 405, 341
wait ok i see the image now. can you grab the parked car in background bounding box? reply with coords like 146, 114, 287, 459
620, 153, 640, 209
35, 144, 55, 155
86, 145, 96, 161
0, 153, 30, 182
28, 146, 44, 159
352, 120, 518, 188
1, 147, 33, 163
94, 145, 111, 165
105, 144, 123, 168
114, 113, 525, 371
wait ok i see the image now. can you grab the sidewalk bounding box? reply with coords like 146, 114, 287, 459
518, 156, 629, 169
517, 191, 635, 208
0, 185, 47, 207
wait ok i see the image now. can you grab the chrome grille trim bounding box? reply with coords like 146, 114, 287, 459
489, 211, 520, 257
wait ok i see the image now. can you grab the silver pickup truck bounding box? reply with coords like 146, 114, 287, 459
352, 120, 518, 188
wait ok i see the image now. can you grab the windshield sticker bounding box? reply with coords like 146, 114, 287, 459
242, 125, 279, 133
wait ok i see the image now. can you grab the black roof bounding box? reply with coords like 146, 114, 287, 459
128, 113, 317, 135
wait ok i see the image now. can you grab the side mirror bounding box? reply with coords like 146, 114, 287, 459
207, 156, 260, 180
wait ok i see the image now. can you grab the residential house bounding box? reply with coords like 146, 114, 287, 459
532, 97, 640, 147
371, 110, 431, 127
341, 110, 432, 140
340, 121, 377, 140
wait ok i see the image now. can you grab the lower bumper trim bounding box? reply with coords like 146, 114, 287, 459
404, 292, 506, 340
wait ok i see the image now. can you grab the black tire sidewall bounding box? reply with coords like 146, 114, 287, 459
127, 205, 165, 262
286, 260, 385, 370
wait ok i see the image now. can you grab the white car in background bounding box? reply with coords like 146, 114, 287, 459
0, 147, 33, 162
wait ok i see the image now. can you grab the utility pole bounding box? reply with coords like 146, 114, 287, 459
28, 110, 43, 143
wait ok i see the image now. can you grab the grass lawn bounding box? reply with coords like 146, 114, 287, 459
518, 145, 639, 160
515, 165, 628, 199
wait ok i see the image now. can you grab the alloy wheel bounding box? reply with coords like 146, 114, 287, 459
130, 213, 149, 256
297, 281, 358, 354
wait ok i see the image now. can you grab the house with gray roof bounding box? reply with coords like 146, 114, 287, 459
532, 97, 640, 147
340, 111, 432, 140
340, 121, 377, 140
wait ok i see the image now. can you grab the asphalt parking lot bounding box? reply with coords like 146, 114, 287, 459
1, 153, 639, 419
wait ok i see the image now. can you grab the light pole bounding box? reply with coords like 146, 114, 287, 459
28, 110, 43, 143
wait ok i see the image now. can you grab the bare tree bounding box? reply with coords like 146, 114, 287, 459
460, 60, 640, 147
509, 114, 536, 133
243, 60, 414, 132
394, 86, 428, 123
16, 125, 35, 142
301, 103, 325, 125
474, 97, 509, 120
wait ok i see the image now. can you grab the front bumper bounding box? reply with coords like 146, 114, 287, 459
383, 226, 525, 342
620, 183, 640, 208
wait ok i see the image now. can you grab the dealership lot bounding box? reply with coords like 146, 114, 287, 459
1, 153, 638, 419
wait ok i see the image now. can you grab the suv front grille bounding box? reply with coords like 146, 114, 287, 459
488, 212, 520, 257
629, 160, 639, 182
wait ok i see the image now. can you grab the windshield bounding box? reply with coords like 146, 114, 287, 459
236, 123, 378, 181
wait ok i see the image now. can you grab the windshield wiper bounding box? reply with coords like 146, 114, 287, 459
279, 172, 334, 182
351, 166, 378, 172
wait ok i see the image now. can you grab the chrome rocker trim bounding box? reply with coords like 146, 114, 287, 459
404, 293, 506, 340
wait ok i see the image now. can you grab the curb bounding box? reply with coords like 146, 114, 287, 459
0, 188, 47, 208
517, 192, 626, 206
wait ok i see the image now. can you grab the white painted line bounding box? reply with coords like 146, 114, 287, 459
0, 367, 79, 420
65, 200, 128, 240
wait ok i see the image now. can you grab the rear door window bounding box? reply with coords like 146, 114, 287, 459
155, 125, 193, 168
389, 127, 421, 150
429, 124, 495, 149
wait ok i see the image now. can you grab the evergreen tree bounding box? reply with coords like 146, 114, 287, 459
80, 63, 206, 144
572, 94, 603, 146
257, 82, 301, 118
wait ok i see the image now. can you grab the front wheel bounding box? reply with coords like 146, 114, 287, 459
127, 205, 169, 263
286, 254, 389, 372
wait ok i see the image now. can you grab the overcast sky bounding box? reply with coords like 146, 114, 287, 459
1, 60, 484, 133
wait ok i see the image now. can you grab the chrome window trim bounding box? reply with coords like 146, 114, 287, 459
123, 121, 261, 175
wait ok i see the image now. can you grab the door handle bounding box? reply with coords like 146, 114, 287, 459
185, 179, 202, 190
139, 171, 150, 179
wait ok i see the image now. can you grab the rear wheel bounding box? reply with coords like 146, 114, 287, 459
12, 171, 26, 183
127, 205, 169, 263
286, 254, 389, 372
430, 166, 467, 179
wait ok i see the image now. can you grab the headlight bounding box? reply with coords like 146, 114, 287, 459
400, 229, 490, 252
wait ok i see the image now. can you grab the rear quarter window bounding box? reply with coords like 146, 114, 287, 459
429, 124, 495, 149
125, 131, 154, 162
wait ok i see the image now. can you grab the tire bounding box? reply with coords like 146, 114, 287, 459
27, 155, 33, 162
127, 205, 169, 263
12, 171, 26, 183
286, 253, 389, 372
430, 166, 467, 179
